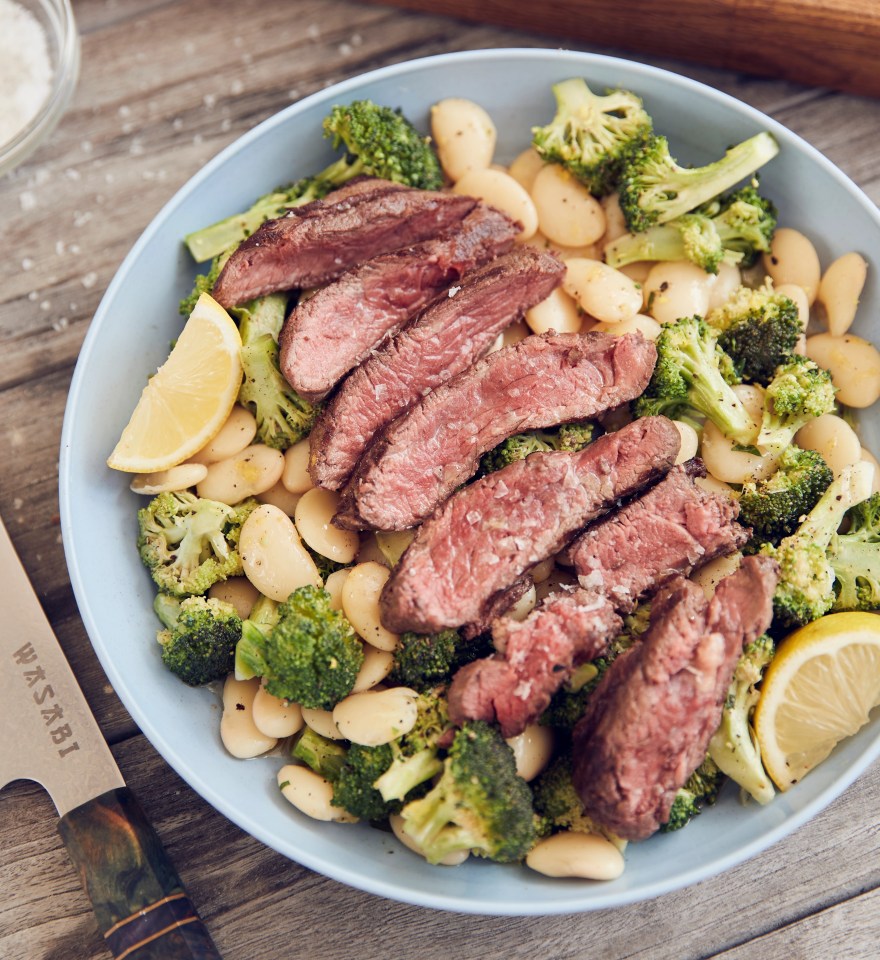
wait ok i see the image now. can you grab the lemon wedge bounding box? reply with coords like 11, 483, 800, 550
107, 293, 242, 473
754, 611, 880, 791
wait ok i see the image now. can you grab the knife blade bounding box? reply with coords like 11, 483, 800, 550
0, 513, 222, 959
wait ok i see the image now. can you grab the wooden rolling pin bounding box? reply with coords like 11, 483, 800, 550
367, 0, 880, 98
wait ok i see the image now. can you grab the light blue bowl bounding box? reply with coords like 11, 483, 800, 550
59, 48, 880, 915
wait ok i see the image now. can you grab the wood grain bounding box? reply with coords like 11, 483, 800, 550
0, 0, 878, 957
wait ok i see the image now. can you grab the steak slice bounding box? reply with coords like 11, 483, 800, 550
571, 555, 779, 840
459, 574, 535, 642
280, 204, 519, 403
567, 460, 750, 611
337, 331, 659, 531
212, 179, 477, 307
447, 589, 622, 738
308, 245, 564, 488
379, 416, 681, 634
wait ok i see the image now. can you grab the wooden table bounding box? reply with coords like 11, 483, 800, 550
1, 1, 878, 957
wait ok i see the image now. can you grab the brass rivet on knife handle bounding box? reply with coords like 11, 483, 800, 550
58, 787, 222, 959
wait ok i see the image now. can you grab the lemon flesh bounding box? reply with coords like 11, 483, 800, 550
107, 293, 242, 473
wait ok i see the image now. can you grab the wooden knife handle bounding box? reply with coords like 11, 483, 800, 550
58, 787, 222, 959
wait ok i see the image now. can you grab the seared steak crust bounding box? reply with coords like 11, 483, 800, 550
337, 331, 659, 531
571, 555, 779, 840
308, 245, 564, 488
379, 416, 681, 634
212, 179, 477, 308
567, 460, 750, 611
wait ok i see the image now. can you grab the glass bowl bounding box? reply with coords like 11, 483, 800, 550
0, 0, 80, 176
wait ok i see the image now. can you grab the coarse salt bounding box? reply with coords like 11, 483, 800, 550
0, 0, 53, 150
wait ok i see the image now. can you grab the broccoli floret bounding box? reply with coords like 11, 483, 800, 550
708, 634, 776, 805
618, 131, 779, 233
303, 544, 350, 582
137, 491, 253, 597
332, 743, 397, 821
154, 594, 241, 686
479, 421, 595, 475
233, 294, 319, 450
738, 447, 834, 547
184, 99, 442, 262
829, 493, 880, 612
706, 281, 803, 386
633, 315, 757, 445
400, 721, 537, 864
605, 186, 777, 274
235, 585, 364, 708
291, 726, 347, 781
388, 629, 492, 692
530, 78, 652, 196
755, 356, 837, 453
660, 756, 723, 832
760, 462, 874, 628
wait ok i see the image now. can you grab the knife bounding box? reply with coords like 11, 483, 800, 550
0, 513, 222, 960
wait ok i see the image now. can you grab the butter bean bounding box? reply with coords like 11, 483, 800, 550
530, 557, 555, 584
599, 192, 628, 245
796, 413, 862, 478
644, 261, 713, 324
563, 258, 642, 324
239, 503, 321, 601
531, 163, 606, 247
431, 97, 497, 182
818, 252, 867, 336
453, 168, 539, 240
252, 684, 304, 739
332, 687, 419, 746
805, 332, 880, 408
763, 228, 821, 304
197, 444, 284, 504
506, 723, 554, 781
525, 286, 582, 335
189, 405, 257, 465
323, 568, 350, 610
208, 576, 260, 619
672, 420, 700, 465
508, 147, 545, 192
700, 385, 775, 484
295, 488, 360, 564
352, 643, 395, 693
504, 583, 537, 622
355, 531, 389, 566
130, 462, 208, 495
277, 765, 357, 822
592, 314, 662, 340
220, 676, 277, 759
389, 813, 469, 865
526, 831, 625, 880
706, 262, 742, 312
776, 283, 810, 332
281, 438, 314, 494
695, 475, 737, 499
301, 706, 344, 740
861, 448, 880, 495
342, 561, 399, 651
691, 552, 743, 600
258, 480, 302, 516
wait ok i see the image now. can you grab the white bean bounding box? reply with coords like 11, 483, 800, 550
252, 684, 304, 739
599, 192, 628, 245
700, 385, 776, 484
775, 283, 810, 332
531, 557, 555, 584
504, 583, 537, 622
277, 765, 357, 822
389, 813, 469, 866
130, 462, 208, 495
706, 262, 742, 312
352, 643, 395, 693
818, 252, 867, 336
431, 98, 497, 182
531, 163, 606, 247
189, 405, 257, 465
525, 286, 582, 335
197, 444, 285, 504
535, 566, 579, 602
563, 258, 642, 325
295, 488, 360, 564
691, 552, 743, 600
208, 577, 260, 619
281, 438, 314, 494
861, 448, 880, 495
506, 724, 554, 782
323, 568, 350, 611
805, 333, 880, 408
618, 260, 654, 291
672, 421, 700, 464
592, 314, 662, 340
220, 676, 277, 759
548, 240, 603, 262
257, 480, 301, 516
239, 503, 321, 601
644, 261, 713, 325
508, 147, 545, 192
695, 474, 737, 499
453, 168, 539, 240
795, 413, 862, 478
355, 531, 389, 567
526, 832, 625, 880
301, 706, 344, 740
763, 228, 821, 304
332, 687, 419, 746
342, 561, 399, 651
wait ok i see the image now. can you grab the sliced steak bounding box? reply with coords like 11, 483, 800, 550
448, 589, 622, 738
567, 460, 750, 611
212, 179, 477, 307
571, 555, 779, 840
379, 415, 681, 634
309, 245, 564, 488
337, 331, 659, 531
280, 204, 518, 403
459, 574, 534, 642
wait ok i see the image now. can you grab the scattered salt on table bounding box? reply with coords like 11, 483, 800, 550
0, 0, 53, 149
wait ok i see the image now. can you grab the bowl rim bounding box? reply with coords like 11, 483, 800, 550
59, 46, 880, 915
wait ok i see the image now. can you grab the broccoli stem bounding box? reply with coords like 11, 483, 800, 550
373, 748, 444, 803
799, 462, 874, 550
